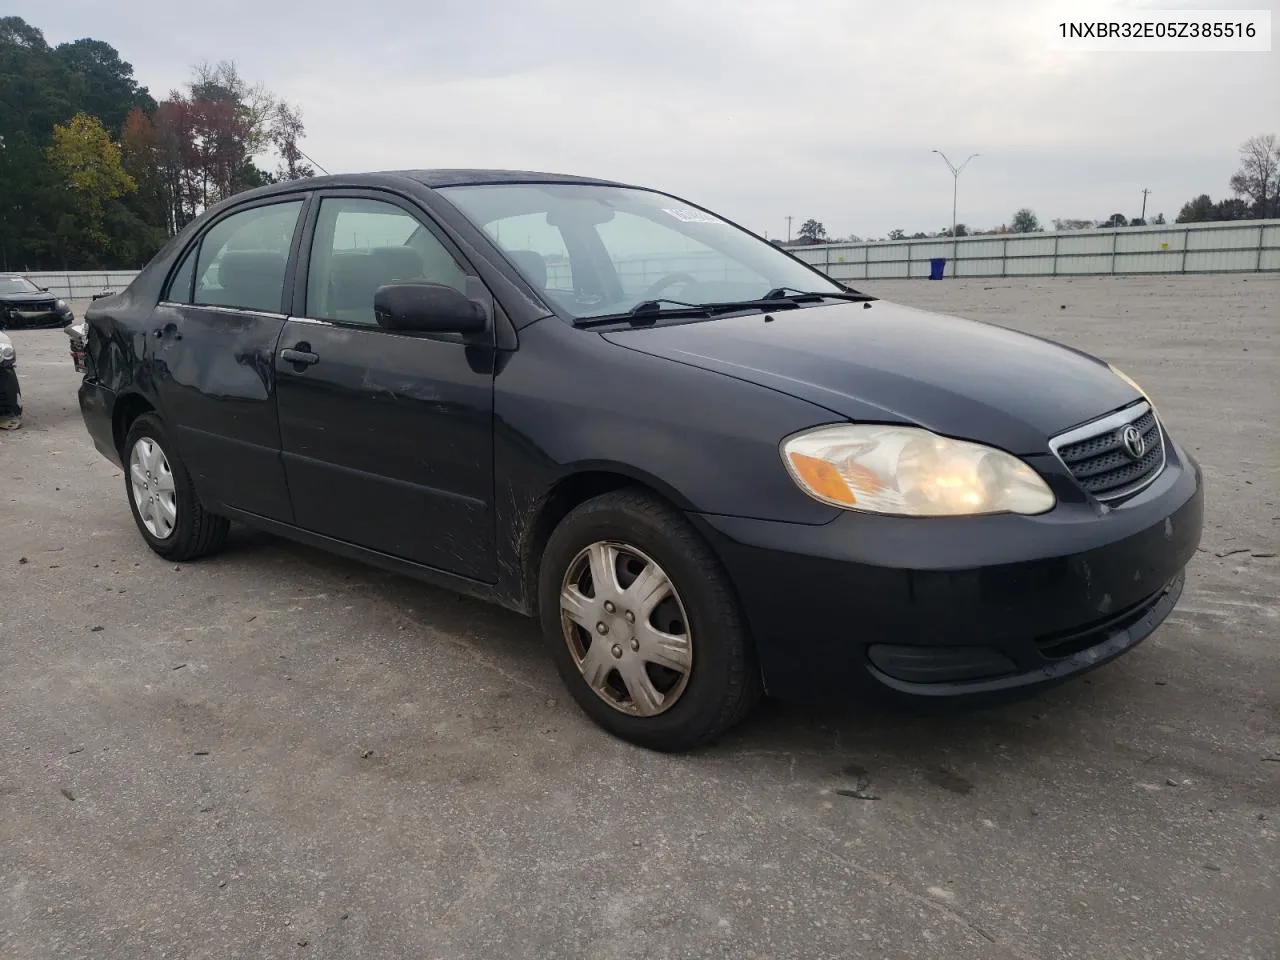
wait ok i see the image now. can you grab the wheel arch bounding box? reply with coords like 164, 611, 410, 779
518, 464, 696, 615
112, 391, 157, 459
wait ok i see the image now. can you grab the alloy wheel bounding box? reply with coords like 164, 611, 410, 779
559, 541, 693, 716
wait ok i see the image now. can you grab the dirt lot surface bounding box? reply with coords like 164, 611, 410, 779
2, 275, 1277, 960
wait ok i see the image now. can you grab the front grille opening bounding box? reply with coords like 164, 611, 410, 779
1053, 404, 1165, 503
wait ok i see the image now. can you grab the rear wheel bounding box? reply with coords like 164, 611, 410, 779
538, 489, 761, 751
124, 413, 229, 561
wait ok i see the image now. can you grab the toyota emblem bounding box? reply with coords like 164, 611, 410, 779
1120, 424, 1146, 460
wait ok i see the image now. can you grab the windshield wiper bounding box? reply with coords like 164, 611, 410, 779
573, 290, 865, 329
761, 286, 878, 303
574, 299, 719, 328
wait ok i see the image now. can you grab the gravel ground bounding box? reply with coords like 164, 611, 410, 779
2, 275, 1277, 960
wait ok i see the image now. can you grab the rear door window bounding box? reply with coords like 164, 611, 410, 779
193, 201, 304, 313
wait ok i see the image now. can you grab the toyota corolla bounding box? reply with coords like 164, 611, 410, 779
75, 170, 1203, 750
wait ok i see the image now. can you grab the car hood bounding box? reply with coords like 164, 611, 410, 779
600, 299, 1140, 454
0, 293, 57, 306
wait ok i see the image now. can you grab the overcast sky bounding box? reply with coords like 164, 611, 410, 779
22, 0, 1280, 238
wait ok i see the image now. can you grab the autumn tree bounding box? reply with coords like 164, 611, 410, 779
48, 113, 136, 252
1228, 134, 1280, 218
1, 17, 314, 268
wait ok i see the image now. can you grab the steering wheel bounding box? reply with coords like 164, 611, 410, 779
640, 272, 699, 300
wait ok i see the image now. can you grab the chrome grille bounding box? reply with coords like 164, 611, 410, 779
1050, 402, 1165, 503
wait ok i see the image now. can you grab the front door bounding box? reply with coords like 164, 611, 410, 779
274, 192, 497, 581
149, 197, 307, 521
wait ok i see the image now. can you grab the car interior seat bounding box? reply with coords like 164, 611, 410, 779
213, 251, 288, 313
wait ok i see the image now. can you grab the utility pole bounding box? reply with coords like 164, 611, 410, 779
786, 216, 793, 243
1140, 188, 1151, 221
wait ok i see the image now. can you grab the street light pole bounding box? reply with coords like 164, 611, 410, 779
786, 216, 793, 243
932, 150, 979, 238
1140, 188, 1151, 222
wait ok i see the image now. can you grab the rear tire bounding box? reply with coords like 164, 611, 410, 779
123, 413, 229, 561
538, 489, 761, 751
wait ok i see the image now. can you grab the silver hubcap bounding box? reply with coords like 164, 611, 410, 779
559, 541, 693, 717
129, 437, 177, 540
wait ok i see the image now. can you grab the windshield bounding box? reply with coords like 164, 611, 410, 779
438, 183, 843, 320
0, 277, 42, 296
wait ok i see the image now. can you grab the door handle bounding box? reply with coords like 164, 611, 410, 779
280, 347, 319, 366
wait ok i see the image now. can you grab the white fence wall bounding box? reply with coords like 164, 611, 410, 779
30, 218, 1280, 298
24, 271, 140, 300
790, 219, 1280, 280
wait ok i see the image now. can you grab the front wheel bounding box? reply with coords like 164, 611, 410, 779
538, 490, 761, 751
123, 413, 229, 561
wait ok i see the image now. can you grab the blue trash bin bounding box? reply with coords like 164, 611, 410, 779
929, 258, 947, 280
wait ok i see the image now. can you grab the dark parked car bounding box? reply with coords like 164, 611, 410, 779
76, 170, 1204, 750
0, 274, 74, 328
0, 329, 19, 429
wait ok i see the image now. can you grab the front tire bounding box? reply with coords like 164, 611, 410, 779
538, 489, 761, 751
123, 413, 229, 561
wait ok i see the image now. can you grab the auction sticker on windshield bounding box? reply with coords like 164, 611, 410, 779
663, 207, 722, 224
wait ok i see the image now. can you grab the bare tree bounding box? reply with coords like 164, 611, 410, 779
1228, 134, 1280, 218
271, 101, 315, 181
190, 60, 275, 155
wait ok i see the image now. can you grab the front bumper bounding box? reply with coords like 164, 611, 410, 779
691, 438, 1204, 703
1, 308, 72, 329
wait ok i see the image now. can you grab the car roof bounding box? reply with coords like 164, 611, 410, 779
215, 169, 635, 207
399, 169, 630, 189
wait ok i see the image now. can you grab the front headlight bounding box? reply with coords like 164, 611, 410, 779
0, 341, 15, 365
55, 299, 69, 312
781, 424, 1055, 517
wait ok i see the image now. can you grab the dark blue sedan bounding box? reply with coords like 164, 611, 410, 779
75, 170, 1203, 750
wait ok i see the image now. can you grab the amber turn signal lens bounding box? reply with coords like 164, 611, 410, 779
787, 452, 857, 506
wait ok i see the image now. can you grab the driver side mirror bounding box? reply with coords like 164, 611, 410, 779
373, 282, 488, 335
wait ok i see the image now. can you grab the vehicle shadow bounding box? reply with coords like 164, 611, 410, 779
703, 670, 1138, 804
215, 523, 1138, 784
216, 524, 547, 663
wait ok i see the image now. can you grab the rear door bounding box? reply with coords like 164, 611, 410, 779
274, 191, 497, 581
149, 195, 308, 521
